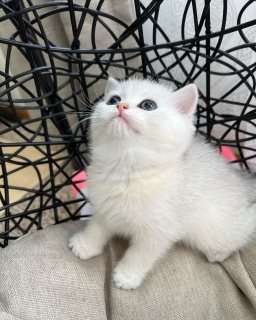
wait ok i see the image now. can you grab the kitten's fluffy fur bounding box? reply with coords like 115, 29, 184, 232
69, 78, 256, 290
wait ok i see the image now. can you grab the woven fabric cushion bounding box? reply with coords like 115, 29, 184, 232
1, 221, 256, 320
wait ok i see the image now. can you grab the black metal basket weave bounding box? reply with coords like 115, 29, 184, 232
1, 0, 256, 247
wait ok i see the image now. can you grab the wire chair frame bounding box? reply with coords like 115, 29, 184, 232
0, 0, 256, 247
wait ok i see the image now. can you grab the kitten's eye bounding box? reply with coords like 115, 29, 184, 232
138, 100, 157, 111
106, 95, 121, 105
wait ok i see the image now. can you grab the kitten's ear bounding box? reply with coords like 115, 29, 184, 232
171, 84, 198, 117
105, 77, 118, 95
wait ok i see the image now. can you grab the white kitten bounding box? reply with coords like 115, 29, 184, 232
69, 77, 256, 290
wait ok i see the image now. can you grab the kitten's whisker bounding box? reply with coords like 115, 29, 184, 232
58, 113, 89, 123
54, 111, 89, 120
70, 117, 93, 130
79, 81, 95, 105
70, 88, 92, 108
67, 86, 94, 110
92, 82, 104, 104
70, 113, 102, 129
59, 114, 78, 120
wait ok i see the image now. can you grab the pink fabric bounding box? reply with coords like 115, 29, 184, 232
218, 146, 237, 161
71, 171, 87, 198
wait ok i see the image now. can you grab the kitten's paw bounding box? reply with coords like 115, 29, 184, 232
69, 232, 103, 260
113, 265, 144, 290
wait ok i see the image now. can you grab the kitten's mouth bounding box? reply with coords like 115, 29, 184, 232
111, 112, 130, 125
117, 114, 130, 124
110, 113, 139, 134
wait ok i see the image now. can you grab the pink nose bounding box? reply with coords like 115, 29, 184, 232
117, 102, 129, 111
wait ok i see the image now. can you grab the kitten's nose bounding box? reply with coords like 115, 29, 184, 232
117, 102, 129, 111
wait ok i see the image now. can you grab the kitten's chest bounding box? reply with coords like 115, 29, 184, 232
87, 165, 176, 234
88, 170, 155, 210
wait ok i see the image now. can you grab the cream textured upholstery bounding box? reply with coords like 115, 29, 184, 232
1, 221, 256, 319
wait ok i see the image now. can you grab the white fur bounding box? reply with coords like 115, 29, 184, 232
69, 78, 256, 290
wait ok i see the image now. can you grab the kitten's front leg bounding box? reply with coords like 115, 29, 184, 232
69, 218, 110, 260
113, 235, 171, 290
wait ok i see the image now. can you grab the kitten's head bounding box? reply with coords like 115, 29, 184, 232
90, 77, 198, 164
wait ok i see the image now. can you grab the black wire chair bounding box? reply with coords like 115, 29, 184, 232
1, 0, 256, 247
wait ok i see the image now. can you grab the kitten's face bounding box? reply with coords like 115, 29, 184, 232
90, 78, 198, 160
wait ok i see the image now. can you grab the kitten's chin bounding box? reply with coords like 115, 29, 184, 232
108, 115, 139, 136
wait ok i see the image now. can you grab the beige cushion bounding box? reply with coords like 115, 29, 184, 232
1, 221, 256, 320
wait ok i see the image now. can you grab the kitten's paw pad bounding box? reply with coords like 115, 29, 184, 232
69, 232, 102, 260
113, 267, 143, 290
